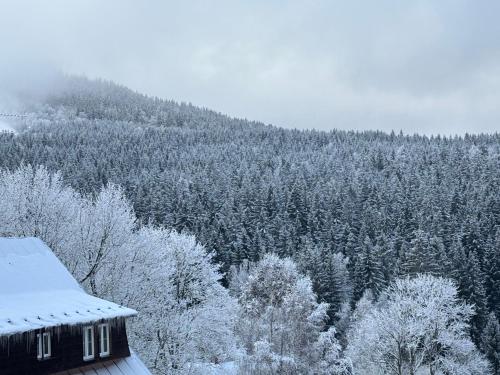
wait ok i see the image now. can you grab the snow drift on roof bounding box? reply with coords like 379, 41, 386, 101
0, 237, 136, 335
0, 237, 81, 295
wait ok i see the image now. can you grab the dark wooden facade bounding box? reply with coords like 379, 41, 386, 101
0, 318, 130, 375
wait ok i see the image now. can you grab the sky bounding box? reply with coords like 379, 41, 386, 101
0, 0, 499, 135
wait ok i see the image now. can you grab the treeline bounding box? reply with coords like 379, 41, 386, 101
0, 77, 499, 361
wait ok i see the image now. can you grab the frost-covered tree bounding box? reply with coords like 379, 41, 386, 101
481, 313, 500, 375
346, 274, 491, 375
236, 254, 348, 374
73, 184, 136, 295
0, 165, 78, 253
401, 230, 449, 277
228, 259, 254, 298
125, 227, 237, 374
295, 243, 352, 319
484, 230, 500, 317
453, 248, 489, 343
310, 328, 352, 375
353, 236, 385, 300
0, 165, 136, 296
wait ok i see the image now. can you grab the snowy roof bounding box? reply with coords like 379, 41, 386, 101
53, 351, 152, 375
0, 237, 137, 336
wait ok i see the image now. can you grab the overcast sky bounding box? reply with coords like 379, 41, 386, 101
1, 0, 499, 134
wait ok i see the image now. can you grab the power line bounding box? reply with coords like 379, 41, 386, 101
0, 113, 27, 118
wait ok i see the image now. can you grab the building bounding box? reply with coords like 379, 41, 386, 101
0, 237, 151, 375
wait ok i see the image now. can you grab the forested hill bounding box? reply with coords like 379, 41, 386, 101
1, 77, 500, 341
27, 75, 264, 129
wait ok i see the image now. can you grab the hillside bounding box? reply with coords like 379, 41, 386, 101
1, 76, 499, 325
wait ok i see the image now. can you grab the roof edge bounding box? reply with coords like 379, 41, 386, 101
0, 311, 137, 337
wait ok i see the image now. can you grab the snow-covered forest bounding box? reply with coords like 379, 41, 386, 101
0, 77, 499, 374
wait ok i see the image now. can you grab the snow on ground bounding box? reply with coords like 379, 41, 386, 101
189, 362, 238, 375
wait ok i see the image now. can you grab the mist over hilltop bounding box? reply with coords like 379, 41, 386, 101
2, 1, 500, 134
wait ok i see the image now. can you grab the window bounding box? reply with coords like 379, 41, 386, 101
37, 332, 51, 360
83, 326, 95, 361
99, 323, 110, 357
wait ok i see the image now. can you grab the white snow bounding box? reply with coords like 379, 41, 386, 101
189, 361, 238, 375
0, 237, 136, 335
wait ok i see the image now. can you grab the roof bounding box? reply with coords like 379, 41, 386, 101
53, 351, 152, 375
0, 237, 137, 336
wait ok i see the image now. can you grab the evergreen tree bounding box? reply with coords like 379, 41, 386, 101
401, 229, 441, 276
454, 247, 489, 343
353, 236, 385, 300
481, 313, 500, 375
296, 243, 352, 319
485, 229, 500, 316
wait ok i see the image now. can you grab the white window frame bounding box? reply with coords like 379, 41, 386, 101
83, 326, 95, 361
37, 332, 51, 360
99, 323, 111, 357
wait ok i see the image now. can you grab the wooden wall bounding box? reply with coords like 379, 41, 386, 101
0, 318, 131, 375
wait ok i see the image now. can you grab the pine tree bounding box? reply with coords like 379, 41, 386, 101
295, 243, 352, 320
353, 236, 385, 300
481, 313, 500, 375
401, 229, 441, 276
484, 229, 500, 317
454, 248, 489, 343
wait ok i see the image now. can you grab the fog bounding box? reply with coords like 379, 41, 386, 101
0, 120, 15, 133
1, 0, 499, 134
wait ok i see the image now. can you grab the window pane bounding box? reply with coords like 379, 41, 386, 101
43, 334, 50, 356
84, 327, 94, 359
103, 326, 107, 352
87, 329, 92, 355
37, 334, 42, 359
100, 325, 109, 355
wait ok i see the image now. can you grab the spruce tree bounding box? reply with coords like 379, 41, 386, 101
353, 236, 385, 300
455, 249, 489, 343
484, 229, 500, 316
402, 229, 441, 276
481, 313, 500, 375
